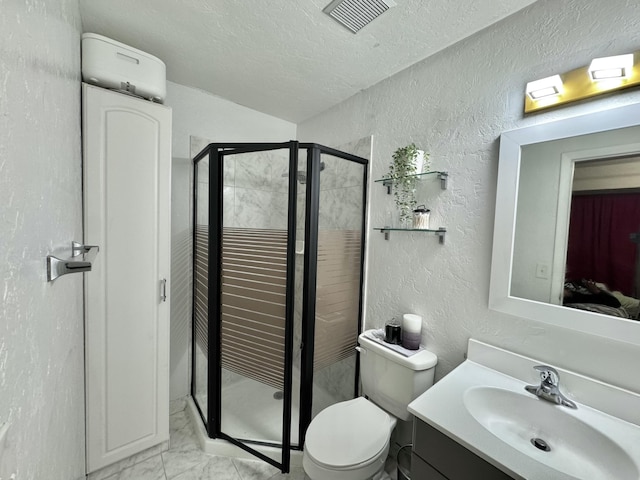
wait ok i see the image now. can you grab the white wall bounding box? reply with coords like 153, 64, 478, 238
298, 0, 640, 393
165, 81, 296, 399
0, 1, 85, 478
573, 155, 640, 191
511, 143, 563, 303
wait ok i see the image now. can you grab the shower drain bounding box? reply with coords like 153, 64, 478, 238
273, 391, 284, 400
530, 437, 551, 452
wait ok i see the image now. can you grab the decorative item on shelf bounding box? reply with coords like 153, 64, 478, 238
412, 205, 431, 230
386, 143, 430, 226
384, 318, 402, 344
401, 313, 422, 350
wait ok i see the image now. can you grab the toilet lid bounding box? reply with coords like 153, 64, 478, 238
305, 397, 392, 468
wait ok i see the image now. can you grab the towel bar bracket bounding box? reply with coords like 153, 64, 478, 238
47, 241, 100, 282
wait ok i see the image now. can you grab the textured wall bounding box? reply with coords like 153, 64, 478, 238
298, 0, 640, 392
77, 0, 538, 123
0, 1, 84, 479
165, 81, 296, 399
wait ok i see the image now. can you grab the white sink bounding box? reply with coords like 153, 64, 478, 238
463, 386, 639, 480
408, 339, 640, 480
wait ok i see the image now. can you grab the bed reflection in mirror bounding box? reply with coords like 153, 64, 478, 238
510, 126, 640, 320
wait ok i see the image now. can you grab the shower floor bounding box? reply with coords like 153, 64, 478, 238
195, 370, 335, 447
223, 376, 300, 445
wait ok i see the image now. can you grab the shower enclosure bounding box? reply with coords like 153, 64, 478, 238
192, 141, 368, 472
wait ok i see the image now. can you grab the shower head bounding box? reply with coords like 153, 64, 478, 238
281, 161, 326, 185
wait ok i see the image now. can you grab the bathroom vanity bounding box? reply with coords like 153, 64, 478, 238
407, 339, 640, 480
411, 419, 512, 479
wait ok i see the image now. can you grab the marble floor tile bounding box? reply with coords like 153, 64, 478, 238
89, 442, 168, 480
171, 455, 242, 480
232, 457, 280, 479
104, 455, 166, 480
162, 447, 211, 479
170, 396, 188, 415
266, 465, 309, 480
168, 410, 199, 451
163, 408, 214, 478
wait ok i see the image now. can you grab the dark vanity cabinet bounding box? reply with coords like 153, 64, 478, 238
412, 419, 514, 479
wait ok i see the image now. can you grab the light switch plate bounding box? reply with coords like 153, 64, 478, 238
535, 262, 550, 279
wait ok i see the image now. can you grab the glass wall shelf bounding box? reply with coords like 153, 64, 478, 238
374, 227, 447, 244
375, 171, 448, 193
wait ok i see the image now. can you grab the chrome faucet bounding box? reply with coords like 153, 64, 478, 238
525, 365, 577, 409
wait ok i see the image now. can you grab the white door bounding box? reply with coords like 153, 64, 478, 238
83, 84, 171, 473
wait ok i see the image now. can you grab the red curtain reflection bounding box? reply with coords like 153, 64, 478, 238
566, 192, 640, 296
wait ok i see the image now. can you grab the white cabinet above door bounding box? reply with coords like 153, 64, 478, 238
83, 84, 172, 473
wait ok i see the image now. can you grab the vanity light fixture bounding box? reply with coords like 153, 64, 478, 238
526, 75, 563, 100
589, 54, 634, 81
524, 50, 640, 113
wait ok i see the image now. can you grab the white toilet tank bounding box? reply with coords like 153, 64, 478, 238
359, 330, 437, 420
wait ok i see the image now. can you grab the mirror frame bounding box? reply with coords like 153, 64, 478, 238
489, 102, 640, 346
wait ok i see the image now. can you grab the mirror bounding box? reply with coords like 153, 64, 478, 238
490, 102, 640, 346
512, 130, 640, 312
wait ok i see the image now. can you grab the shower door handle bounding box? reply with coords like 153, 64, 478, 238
160, 278, 167, 302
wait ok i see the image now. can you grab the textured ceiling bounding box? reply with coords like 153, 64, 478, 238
79, 0, 538, 122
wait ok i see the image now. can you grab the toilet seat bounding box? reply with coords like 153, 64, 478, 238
304, 397, 393, 469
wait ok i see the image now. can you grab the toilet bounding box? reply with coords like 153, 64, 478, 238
303, 330, 438, 480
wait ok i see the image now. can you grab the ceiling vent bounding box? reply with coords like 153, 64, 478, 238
323, 0, 397, 34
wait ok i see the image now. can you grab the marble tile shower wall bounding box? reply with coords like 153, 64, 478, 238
192, 136, 369, 232
192, 141, 291, 230
318, 162, 364, 230
231, 151, 290, 229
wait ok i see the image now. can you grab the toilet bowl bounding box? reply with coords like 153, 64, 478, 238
302, 330, 438, 480
303, 397, 396, 480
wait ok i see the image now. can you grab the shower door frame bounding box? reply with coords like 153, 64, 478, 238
192, 141, 298, 472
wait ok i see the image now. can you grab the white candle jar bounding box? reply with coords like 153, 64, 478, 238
401, 313, 422, 350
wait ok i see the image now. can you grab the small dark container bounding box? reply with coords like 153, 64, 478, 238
385, 324, 402, 344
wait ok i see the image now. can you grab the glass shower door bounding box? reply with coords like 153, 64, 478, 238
192, 150, 210, 427
298, 144, 368, 444
312, 150, 366, 417
209, 143, 298, 471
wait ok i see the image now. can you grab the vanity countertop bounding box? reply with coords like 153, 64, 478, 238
408, 339, 640, 480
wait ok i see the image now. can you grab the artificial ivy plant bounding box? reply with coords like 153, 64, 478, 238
386, 143, 430, 226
